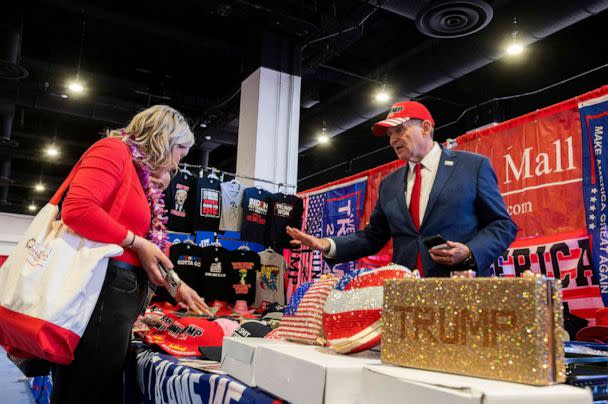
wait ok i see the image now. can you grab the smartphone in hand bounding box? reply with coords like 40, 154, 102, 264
422, 234, 449, 250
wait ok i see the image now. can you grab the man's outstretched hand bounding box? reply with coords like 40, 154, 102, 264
286, 226, 331, 254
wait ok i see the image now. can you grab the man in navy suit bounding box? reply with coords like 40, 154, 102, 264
287, 101, 518, 277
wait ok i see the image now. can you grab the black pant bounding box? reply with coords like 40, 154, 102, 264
51, 260, 149, 404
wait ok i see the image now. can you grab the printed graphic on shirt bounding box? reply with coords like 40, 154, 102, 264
170, 184, 190, 217
260, 265, 280, 291
201, 189, 220, 218
274, 202, 294, 218
177, 255, 201, 267
246, 198, 268, 224
206, 258, 226, 277
231, 261, 254, 294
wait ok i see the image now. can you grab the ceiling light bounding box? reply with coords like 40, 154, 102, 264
45, 145, 59, 157
60, 94, 69, 99
374, 81, 392, 103
28, 203, 37, 212
68, 80, 84, 94
318, 134, 329, 144
375, 89, 391, 103
506, 17, 524, 56
204, 135, 211, 141
506, 42, 524, 55
34, 183, 45, 192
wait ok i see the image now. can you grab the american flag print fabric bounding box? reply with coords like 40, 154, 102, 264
276, 276, 337, 345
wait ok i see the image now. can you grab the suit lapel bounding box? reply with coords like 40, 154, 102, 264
396, 166, 416, 230
422, 147, 456, 227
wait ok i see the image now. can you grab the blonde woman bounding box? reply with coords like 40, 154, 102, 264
52, 105, 210, 403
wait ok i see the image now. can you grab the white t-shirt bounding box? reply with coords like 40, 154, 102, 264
219, 181, 245, 231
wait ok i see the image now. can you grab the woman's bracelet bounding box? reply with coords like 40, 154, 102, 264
127, 232, 136, 249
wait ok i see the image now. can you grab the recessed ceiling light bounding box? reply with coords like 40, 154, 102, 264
34, 183, 45, 192
28, 203, 37, 212
45, 145, 59, 157
375, 90, 391, 103
506, 42, 524, 55
60, 94, 69, 99
318, 134, 329, 144
68, 80, 84, 93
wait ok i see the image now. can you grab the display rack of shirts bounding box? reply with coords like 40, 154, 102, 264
266, 192, 304, 249
199, 244, 231, 302
240, 187, 272, 245
227, 248, 260, 306
179, 163, 296, 191
168, 242, 205, 298
219, 179, 245, 232
255, 248, 286, 308
164, 170, 197, 233
195, 176, 222, 232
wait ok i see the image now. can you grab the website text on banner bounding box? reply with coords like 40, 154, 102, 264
454, 106, 584, 238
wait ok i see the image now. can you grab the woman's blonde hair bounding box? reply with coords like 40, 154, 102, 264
108, 105, 195, 172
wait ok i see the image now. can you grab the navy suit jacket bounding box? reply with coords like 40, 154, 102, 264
331, 146, 518, 277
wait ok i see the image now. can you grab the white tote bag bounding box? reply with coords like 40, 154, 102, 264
0, 162, 124, 364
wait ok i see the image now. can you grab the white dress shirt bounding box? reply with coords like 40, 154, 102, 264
326, 142, 442, 257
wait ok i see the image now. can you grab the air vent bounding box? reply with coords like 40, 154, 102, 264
416, 0, 493, 38
0, 60, 28, 80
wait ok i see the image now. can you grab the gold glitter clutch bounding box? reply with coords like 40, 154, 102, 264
381, 277, 565, 385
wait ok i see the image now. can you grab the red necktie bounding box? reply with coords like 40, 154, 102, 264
409, 163, 424, 276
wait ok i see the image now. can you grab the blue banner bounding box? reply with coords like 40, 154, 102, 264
581, 96, 608, 306
321, 178, 367, 276
134, 348, 279, 404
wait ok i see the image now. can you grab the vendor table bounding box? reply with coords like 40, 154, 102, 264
131, 346, 281, 404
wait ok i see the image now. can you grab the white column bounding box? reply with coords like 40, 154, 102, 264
0, 212, 33, 255
236, 67, 301, 193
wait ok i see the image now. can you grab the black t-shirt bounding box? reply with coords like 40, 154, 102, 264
240, 187, 272, 245
164, 171, 197, 233
169, 243, 205, 297
199, 245, 231, 302
266, 193, 304, 249
227, 249, 260, 306
195, 177, 222, 232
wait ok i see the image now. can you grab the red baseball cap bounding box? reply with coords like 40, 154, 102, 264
149, 317, 224, 357
372, 101, 435, 136
576, 308, 608, 343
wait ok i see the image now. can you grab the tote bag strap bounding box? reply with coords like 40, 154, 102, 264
49, 159, 83, 206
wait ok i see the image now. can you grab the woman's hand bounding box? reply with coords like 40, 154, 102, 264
131, 236, 173, 287
175, 283, 213, 316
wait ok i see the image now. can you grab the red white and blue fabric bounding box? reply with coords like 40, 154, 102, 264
276, 277, 336, 345
323, 264, 410, 353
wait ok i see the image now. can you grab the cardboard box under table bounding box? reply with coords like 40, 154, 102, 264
362, 364, 591, 404
253, 343, 381, 404
382, 277, 565, 385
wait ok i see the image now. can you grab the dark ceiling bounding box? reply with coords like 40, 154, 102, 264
1, 0, 607, 214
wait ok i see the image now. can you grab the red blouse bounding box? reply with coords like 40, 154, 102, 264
62, 137, 151, 266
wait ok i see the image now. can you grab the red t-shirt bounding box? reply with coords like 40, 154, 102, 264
62, 137, 151, 266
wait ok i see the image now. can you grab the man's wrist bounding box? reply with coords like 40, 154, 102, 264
320, 238, 331, 254
462, 249, 476, 269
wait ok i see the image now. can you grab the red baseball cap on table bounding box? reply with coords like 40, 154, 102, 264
372, 101, 435, 136
576, 308, 608, 343
148, 317, 224, 357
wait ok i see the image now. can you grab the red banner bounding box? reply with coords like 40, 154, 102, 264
454, 107, 585, 238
